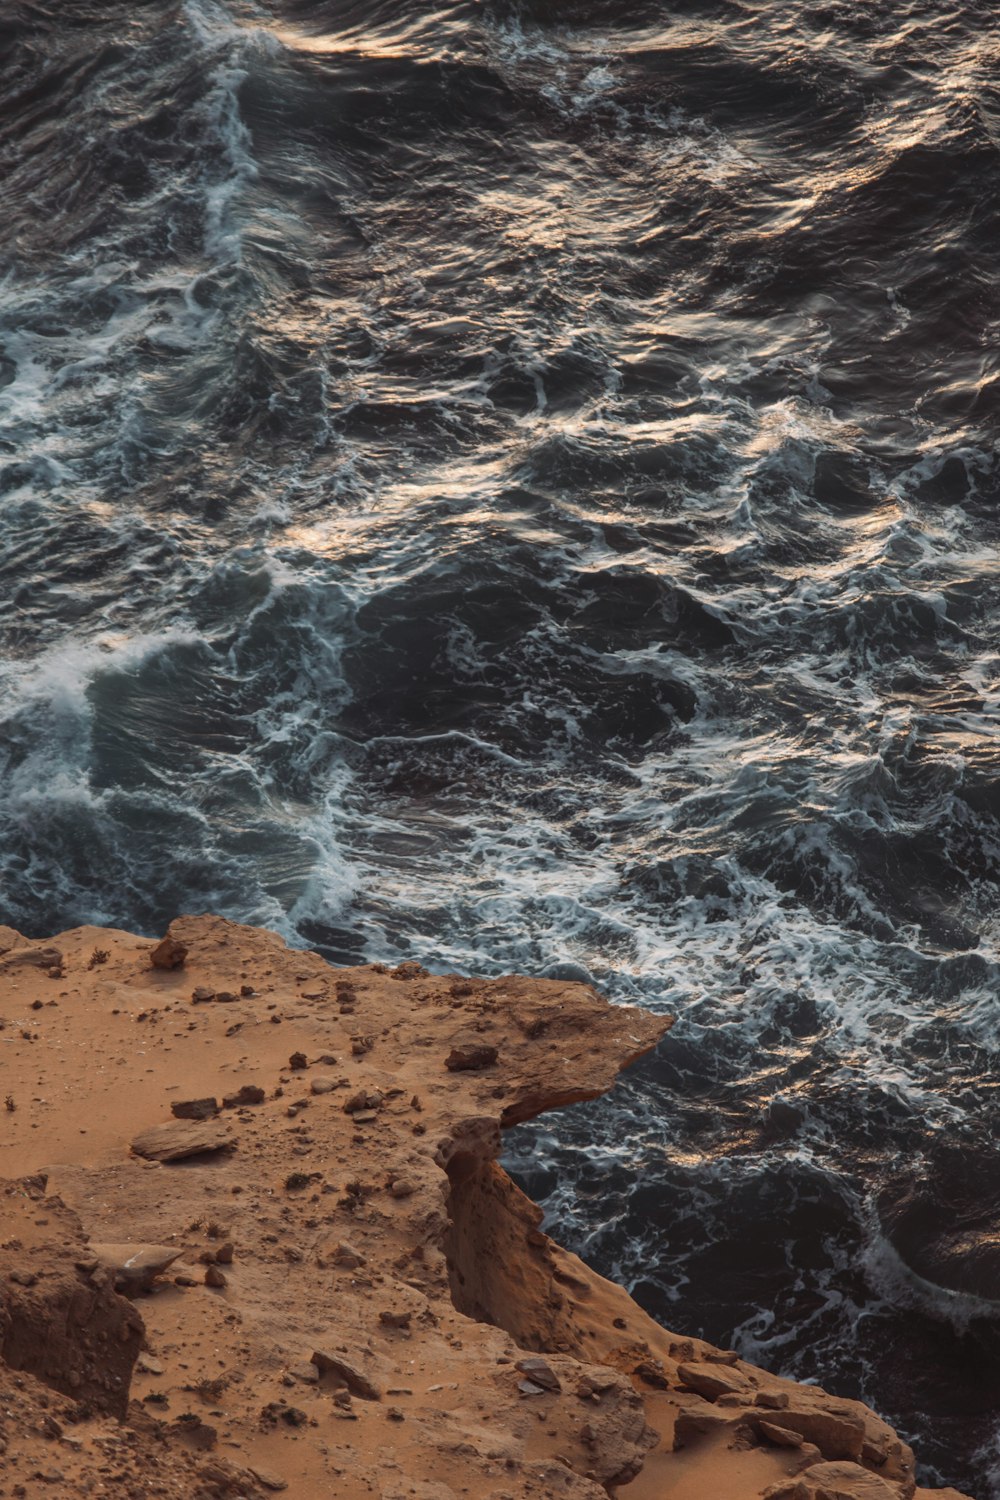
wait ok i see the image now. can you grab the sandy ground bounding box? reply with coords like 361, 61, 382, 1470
0, 915, 972, 1500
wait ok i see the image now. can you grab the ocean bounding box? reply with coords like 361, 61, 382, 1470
2, 1, 999, 1490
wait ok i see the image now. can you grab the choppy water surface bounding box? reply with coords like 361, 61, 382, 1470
3, 1, 1000, 1489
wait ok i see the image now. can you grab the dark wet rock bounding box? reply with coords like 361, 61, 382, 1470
878, 1142, 1000, 1301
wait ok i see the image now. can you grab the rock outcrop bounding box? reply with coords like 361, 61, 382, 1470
0, 915, 972, 1500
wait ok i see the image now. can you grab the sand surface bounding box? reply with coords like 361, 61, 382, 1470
0, 915, 972, 1500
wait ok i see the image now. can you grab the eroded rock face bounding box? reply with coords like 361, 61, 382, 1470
0, 915, 973, 1500
0, 1177, 143, 1417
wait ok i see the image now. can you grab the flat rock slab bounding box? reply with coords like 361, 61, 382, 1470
677, 1360, 751, 1401
131, 1120, 234, 1162
90, 1243, 183, 1294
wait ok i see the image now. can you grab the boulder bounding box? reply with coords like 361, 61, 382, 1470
677, 1360, 752, 1401
149, 935, 187, 969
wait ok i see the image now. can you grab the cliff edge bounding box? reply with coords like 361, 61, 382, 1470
0, 916, 971, 1500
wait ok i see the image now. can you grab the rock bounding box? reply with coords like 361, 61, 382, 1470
445, 1035, 498, 1071
0, 1181, 144, 1418
300, 984, 326, 1000
756, 1390, 791, 1410
673, 1405, 746, 1448
770, 1404, 866, 1463
222, 1084, 266, 1108
204, 1265, 227, 1288
515, 1357, 561, 1393
290, 1362, 319, 1384
766, 1460, 902, 1500
344, 1089, 382, 1114
310, 1076, 338, 1095
379, 1310, 412, 1330
191, 987, 216, 1003
150, 935, 187, 970
90, 1243, 184, 1295
758, 1419, 805, 1448
249, 1467, 289, 1492
170, 1097, 219, 1121
317, 1240, 365, 1270
214, 990, 239, 1002
136, 1353, 165, 1375
289, 1051, 308, 1070
131, 1120, 234, 1162
311, 1349, 381, 1400
0, 944, 63, 972
677, 1360, 752, 1401
215, 1241, 234, 1264
170, 1414, 216, 1450
389, 1178, 416, 1199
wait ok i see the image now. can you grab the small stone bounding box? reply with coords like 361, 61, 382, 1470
318, 1241, 365, 1270
386, 1407, 405, 1421
379, 1310, 412, 1330
214, 990, 239, 1003
171, 1097, 219, 1121
290, 1363, 319, 1384
289, 1051, 308, 1070
241, 983, 255, 996
150, 935, 187, 970
389, 1179, 416, 1199
300, 984, 326, 1000
310, 1076, 337, 1096
215, 1241, 234, 1264
175, 1274, 198, 1287
136, 1354, 165, 1376
445, 1035, 498, 1071
204, 1265, 227, 1289
191, 987, 216, 1004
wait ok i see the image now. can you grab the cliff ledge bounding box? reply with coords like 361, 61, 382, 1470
0, 916, 971, 1500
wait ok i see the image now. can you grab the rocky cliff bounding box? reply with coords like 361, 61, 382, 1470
0, 916, 972, 1500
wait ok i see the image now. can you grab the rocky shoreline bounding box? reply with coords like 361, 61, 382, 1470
0, 915, 972, 1500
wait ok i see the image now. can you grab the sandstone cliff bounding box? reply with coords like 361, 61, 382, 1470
0, 916, 972, 1500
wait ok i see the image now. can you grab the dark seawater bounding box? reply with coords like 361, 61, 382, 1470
2, 0, 1000, 1489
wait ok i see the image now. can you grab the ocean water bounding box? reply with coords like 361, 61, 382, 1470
2, 1, 1000, 1490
